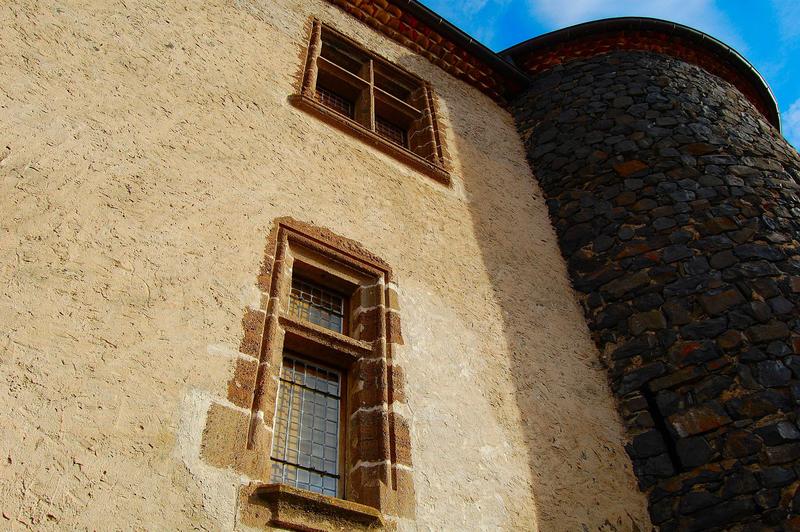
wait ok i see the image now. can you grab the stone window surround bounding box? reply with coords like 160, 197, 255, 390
237, 218, 413, 529
290, 18, 451, 185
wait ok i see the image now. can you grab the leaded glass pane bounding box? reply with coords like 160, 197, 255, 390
376, 115, 406, 147
270, 355, 341, 497
316, 86, 354, 119
288, 278, 345, 334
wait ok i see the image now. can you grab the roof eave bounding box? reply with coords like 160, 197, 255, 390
500, 17, 781, 130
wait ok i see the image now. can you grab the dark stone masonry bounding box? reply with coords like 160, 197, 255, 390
511, 51, 800, 530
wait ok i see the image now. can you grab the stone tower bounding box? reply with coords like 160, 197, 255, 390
509, 18, 800, 529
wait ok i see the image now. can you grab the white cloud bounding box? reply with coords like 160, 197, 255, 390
462, 0, 492, 14
526, 0, 745, 51
772, 0, 800, 44
783, 98, 800, 149
422, 0, 493, 20
421, 0, 511, 48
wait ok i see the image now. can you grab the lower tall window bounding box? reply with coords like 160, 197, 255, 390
270, 354, 342, 497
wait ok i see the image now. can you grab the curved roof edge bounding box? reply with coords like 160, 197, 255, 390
398, 0, 530, 87
326, 0, 530, 103
500, 17, 781, 130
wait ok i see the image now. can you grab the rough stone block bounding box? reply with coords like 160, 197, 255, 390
756, 360, 791, 388
757, 467, 796, 488
748, 321, 790, 343
627, 430, 669, 459
699, 287, 744, 315
676, 437, 713, 469
240, 308, 266, 357
669, 402, 731, 437
720, 470, 759, 498
227, 356, 259, 409
629, 309, 667, 335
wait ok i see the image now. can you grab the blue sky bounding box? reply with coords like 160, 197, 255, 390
419, 0, 800, 148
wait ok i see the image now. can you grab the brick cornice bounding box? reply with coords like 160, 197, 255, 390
502, 18, 781, 129
324, 0, 528, 104
322, 7, 781, 129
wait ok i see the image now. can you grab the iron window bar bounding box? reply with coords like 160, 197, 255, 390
310, 24, 438, 161
375, 115, 407, 147
315, 86, 355, 119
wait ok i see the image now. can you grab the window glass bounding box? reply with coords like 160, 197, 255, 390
270, 355, 341, 497
316, 86, 355, 119
288, 278, 345, 334
376, 115, 406, 147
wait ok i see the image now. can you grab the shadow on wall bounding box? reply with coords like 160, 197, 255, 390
394, 53, 650, 532
504, 50, 800, 529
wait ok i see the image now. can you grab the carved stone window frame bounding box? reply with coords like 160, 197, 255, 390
207, 218, 414, 530
290, 19, 451, 185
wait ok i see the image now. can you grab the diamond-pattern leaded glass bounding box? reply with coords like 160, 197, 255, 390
270, 355, 341, 497
376, 116, 406, 147
316, 86, 354, 118
288, 278, 345, 333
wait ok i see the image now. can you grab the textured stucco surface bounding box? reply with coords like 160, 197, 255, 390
0, 1, 648, 529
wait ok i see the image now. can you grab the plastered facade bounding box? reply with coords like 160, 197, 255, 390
0, 1, 649, 530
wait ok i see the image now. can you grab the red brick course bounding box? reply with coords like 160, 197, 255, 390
325, 0, 525, 103
507, 29, 777, 126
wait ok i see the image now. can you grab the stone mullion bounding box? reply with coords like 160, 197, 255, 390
419, 84, 441, 164
301, 20, 322, 98
375, 275, 391, 491
406, 86, 437, 162
234, 308, 267, 411
346, 276, 392, 510
367, 59, 375, 132
346, 367, 388, 506
292, 21, 450, 183
384, 282, 414, 517
206, 217, 415, 523
423, 84, 445, 165
325, 0, 511, 103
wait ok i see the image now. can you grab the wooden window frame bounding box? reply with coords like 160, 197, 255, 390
291, 19, 450, 185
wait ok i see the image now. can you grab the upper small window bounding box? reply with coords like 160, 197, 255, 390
288, 277, 346, 334
295, 21, 448, 183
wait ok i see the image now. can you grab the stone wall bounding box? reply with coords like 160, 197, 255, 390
507, 26, 778, 127
512, 50, 800, 529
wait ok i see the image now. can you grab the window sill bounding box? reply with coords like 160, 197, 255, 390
290, 93, 451, 185
248, 483, 384, 531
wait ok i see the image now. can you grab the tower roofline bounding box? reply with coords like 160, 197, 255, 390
392, 0, 530, 86
326, 3, 780, 129
500, 17, 781, 129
